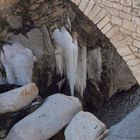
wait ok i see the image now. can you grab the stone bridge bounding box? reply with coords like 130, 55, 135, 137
71, 0, 140, 84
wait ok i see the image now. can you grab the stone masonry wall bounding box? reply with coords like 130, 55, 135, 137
71, 0, 140, 84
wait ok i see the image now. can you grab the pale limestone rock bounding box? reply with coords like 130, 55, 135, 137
0, 83, 38, 114
5, 94, 82, 140
65, 111, 106, 140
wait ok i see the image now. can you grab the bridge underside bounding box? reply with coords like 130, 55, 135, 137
71, 0, 140, 84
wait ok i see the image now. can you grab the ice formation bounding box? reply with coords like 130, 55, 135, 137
52, 27, 86, 97
0, 42, 36, 85
76, 46, 87, 97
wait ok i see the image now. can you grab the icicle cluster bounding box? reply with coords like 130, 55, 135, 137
52, 27, 86, 97
0, 42, 36, 85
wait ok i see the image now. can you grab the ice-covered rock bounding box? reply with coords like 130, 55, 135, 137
105, 106, 140, 140
5, 94, 82, 140
0, 42, 36, 85
65, 111, 106, 140
0, 83, 38, 114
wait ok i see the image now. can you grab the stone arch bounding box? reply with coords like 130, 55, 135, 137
71, 0, 140, 84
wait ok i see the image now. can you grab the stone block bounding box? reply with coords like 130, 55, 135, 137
132, 16, 140, 24
133, 40, 140, 49
120, 27, 133, 35
113, 3, 123, 10
106, 7, 119, 16
106, 26, 119, 39
123, 54, 136, 61
117, 46, 132, 56
111, 33, 124, 44
123, 20, 137, 32
133, 33, 140, 41
88, 5, 101, 20
133, 0, 140, 9
84, 0, 95, 16
97, 15, 110, 29
127, 59, 140, 66
92, 9, 107, 24
101, 22, 112, 34
121, 0, 132, 6
119, 11, 132, 21
130, 46, 139, 52
79, 0, 89, 12
102, 0, 113, 7
75, 0, 81, 5
137, 25, 140, 34
111, 16, 122, 26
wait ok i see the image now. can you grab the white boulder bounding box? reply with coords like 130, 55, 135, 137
0, 83, 38, 114
65, 111, 106, 140
5, 94, 82, 140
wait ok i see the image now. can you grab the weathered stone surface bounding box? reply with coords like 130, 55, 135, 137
105, 106, 140, 140
65, 111, 106, 140
5, 94, 82, 140
7, 15, 22, 29
0, 83, 38, 114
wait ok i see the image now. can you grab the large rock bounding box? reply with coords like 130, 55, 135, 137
5, 94, 82, 140
105, 106, 140, 140
0, 83, 38, 114
65, 111, 106, 140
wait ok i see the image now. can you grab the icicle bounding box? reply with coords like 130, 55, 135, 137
55, 45, 64, 76
52, 27, 78, 96
76, 46, 87, 97
0, 42, 36, 85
